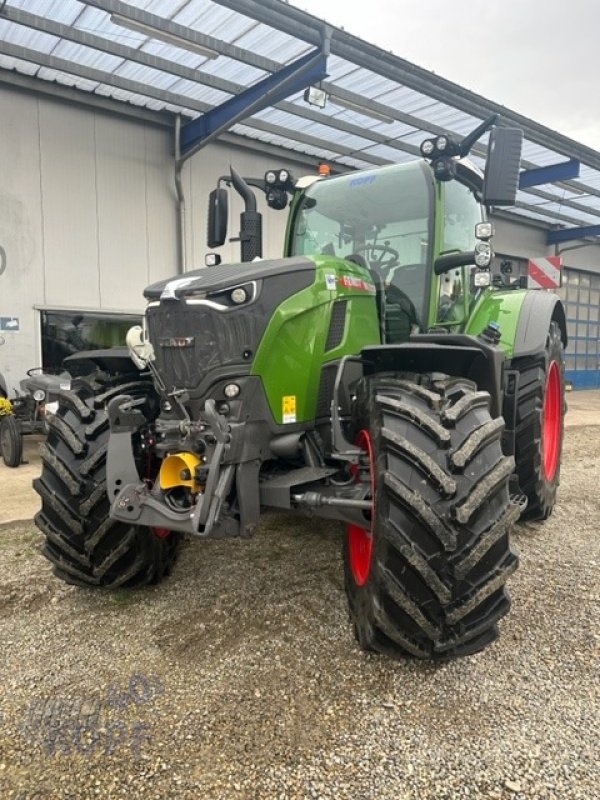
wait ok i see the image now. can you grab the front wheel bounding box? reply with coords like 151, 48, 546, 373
33, 378, 181, 588
0, 414, 23, 467
343, 374, 519, 660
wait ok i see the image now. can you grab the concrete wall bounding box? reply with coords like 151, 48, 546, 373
0, 86, 314, 394
183, 141, 312, 269
491, 214, 600, 276
492, 216, 548, 259
0, 88, 178, 393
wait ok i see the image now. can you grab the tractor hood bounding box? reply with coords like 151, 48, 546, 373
144, 255, 318, 396
144, 256, 315, 301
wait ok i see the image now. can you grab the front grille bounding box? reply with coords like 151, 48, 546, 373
147, 301, 261, 393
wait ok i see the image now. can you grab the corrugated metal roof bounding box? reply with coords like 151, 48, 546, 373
0, 0, 599, 236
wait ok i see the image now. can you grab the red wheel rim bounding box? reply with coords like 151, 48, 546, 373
542, 361, 561, 481
348, 429, 375, 586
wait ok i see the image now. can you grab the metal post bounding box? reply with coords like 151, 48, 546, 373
174, 115, 187, 274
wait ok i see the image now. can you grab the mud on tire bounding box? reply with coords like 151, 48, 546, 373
33, 377, 180, 588
343, 373, 519, 659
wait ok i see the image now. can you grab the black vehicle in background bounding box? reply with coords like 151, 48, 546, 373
0, 336, 71, 468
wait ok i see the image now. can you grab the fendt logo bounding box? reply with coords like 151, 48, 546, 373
159, 337, 195, 348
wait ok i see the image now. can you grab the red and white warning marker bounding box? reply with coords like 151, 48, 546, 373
527, 256, 563, 289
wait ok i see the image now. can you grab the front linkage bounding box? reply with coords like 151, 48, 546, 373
107, 394, 242, 539
105, 385, 372, 540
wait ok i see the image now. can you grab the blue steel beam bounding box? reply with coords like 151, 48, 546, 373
180, 47, 329, 157
519, 159, 580, 189
547, 224, 600, 244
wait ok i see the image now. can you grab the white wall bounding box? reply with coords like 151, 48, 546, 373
0, 87, 315, 393
491, 214, 600, 275
184, 140, 322, 268
491, 216, 547, 258
0, 88, 179, 393
0, 89, 46, 395
2, 82, 600, 395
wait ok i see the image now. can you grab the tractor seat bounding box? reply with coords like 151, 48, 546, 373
385, 264, 426, 315
384, 264, 425, 342
346, 255, 422, 343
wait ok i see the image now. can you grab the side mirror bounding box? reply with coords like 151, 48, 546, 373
483, 127, 523, 207
207, 187, 228, 248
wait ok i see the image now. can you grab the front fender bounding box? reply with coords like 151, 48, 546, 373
466, 289, 567, 358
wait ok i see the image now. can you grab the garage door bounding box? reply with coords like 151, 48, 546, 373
562, 269, 600, 389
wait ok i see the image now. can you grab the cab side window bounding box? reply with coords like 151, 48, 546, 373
437, 182, 482, 324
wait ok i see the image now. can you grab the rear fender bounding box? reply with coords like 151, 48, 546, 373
466, 289, 567, 359
512, 292, 567, 358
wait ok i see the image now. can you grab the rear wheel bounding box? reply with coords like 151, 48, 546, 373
33, 377, 180, 588
0, 414, 23, 468
343, 374, 519, 659
512, 321, 565, 520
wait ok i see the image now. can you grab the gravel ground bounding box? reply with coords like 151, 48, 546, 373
0, 424, 598, 800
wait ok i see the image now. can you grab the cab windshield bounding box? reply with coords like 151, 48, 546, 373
291, 161, 433, 321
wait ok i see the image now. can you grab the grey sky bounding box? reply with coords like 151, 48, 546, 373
289, 0, 600, 150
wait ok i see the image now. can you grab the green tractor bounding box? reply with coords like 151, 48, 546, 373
34, 116, 566, 659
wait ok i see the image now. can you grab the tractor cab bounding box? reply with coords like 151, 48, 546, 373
287, 158, 486, 338
206, 115, 522, 345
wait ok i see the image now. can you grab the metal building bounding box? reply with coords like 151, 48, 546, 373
0, 0, 599, 391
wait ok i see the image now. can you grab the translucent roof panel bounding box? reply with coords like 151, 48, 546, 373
0, 0, 598, 236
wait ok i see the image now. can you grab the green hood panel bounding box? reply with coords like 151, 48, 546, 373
251, 255, 381, 424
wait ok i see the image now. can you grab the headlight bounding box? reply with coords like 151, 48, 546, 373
435, 135, 449, 152
206, 281, 255, 308
265, 170, 277, 185
473, 270, 491, 287
420, 139, 435, 156
33, 389, 45, 402
224, 383, 240, 398
475, 221, 494, 240
474, 241, 492, 267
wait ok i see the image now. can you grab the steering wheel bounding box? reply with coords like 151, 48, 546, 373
354, 242, 400, 270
